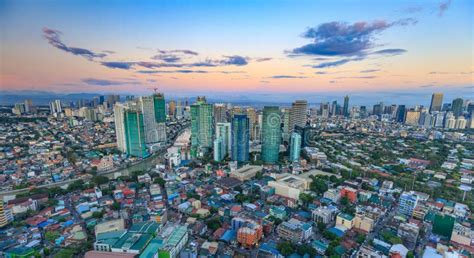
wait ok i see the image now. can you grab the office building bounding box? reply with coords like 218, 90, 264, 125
396, 105, 406, 123
153, 93, 166, 123
289, 100, 308, 131
451, 98, 463, 118
49, 99, 62, 115
372, 102, 384, 117
231, 114, 250, 162
289, 132, 302, 162
190, 97, 214, 157
261, 106, 281, 163
216, 122, 231, 156
398, 192, 418, 217
114, 103, 128, 152
405, 110, 421, 125
139, 96, 166, 144
214, 103, 227, 123
343, 95, 349, 117
0, 202, 13, 227
213, 138, 224, 162
430, 93, 443, 113
124, 110, 147, 158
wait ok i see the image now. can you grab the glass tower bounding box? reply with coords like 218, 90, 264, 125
289, 132, 302, 162
190, 97, 214, 157
153, 93, 166, 123
231, 114, 250, 162
261, 106, 281, 163
124, 110, 147, 158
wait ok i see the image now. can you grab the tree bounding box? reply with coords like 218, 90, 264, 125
45, 231, 60, 242
153, 176, 166, 187
92, 175, 109, 186
296, 244, 316, 256
276, 241, 294, 256
206, 218, 222, 231
111, 201, 121, 211
317, 222, 326, 232
299, 193, 314, 207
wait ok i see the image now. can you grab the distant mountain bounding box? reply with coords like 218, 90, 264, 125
0, 91, 101, 105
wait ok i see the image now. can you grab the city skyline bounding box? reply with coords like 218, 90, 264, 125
1, 0, 473, 100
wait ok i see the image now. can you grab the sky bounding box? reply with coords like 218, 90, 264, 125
0, 0, 473, 104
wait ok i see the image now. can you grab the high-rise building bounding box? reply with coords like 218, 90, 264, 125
343, 96, 349, 117
231, 114, 250, 162
396, 105, 406, 123
124, 110, 147, 158
214, 103, 227, 123
191, 97, 214, 157
289, 132, 302, 162
372, 102, 384, 117
246, 108, 258, 141
0, 202, 13, 227
24, 99, 33, 113
398, 192, 418, 217
139, 96, 166, 144
331, 101, 338, 117
451, 98, 464, 118
176, 100, 183, 119
216, 122, 231, 156
114, 103, 128, 152
153, 93, 166, 123
405, 110, 421, 126
429, 93, 443, 113
49, 99, 62, 115
167, 100, 176, 119
213, 138, 224, 162
261, 106, 281, 163
289, 100, 308, 131
281, 108, 291, 143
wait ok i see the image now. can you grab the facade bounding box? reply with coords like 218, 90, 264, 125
153, 93, 166, 123
336, 213, 354, 230
324, 188, 341, 203
343, 95, 349, 117
124, 110, 147, 158
405, 110, 421, 125
451, 223, 474, 247
451, 98, 463, 117
353, 212, 375, 233
396, 105, 406, 123
397, 222, 419, 250
430, 93, 443, 113
0, 202, 13, 227
398, 192, 418, 217
213, 138, 224, 162
237, 224, 263, 248
276, 219, 312, 242
214, 103, 227, 123
312, 206, 336, 224
139, 96, 166, 144
340, 187, 357, 203
190, 97, 214, 157
231, 114, 250, 162
216, 122, 232, 157
157, 224, 189, 258
289, 132, 302, 162
261, 106, 281, 163
289, 100, 308, 131
268, 174, 310, 200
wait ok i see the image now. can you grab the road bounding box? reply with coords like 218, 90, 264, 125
0, 122, 189, 198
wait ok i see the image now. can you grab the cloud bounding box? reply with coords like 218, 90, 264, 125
402, 6, 423, 14
260, 80, 270, 83
137, 70, 208, 74
438, 0, 452, 17
82, 78, 128, 86
101, 62, 135, 70
290, 19, 415, 57
315, 71, 327, 74
268, 75, 308, 79
334, 76, 377, 79
372, 48, 407, 55
312, 56, 365, 68
157, 49, 198, 55
42, 27, 106, 60
151, 54, 182, 63
255, 57, 272, 62
220, 55, 248, 66
360, 69, 380, 73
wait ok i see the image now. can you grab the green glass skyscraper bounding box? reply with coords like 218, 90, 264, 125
124, 110, 147, 158
451, 98, 463, 118
153, 93, 166, 123
261, 106, 281, 163
191, 96, 214, 157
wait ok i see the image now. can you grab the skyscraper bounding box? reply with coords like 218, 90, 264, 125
231, 114, 250, 162
451, 98, 464, 118
343, 95, 349, 117
289, 132, 302, 162
124, 110, 147, 158
114, 103, 128, 152
398, 192, 418, 217
372, 102, 384, 117
213, 138, 224, 162
261, 106, 281, 163
216, 122, 231, 156
139, 96, 162, 144
191, 97, 214, 157
214, 103, 227, 123
396, 105, 406, 123
168, 100, 176, 119
405, 110, 421, 126
289, 100, 308, 131
281, 108, 291, 143
429, 93, 443, 113
153, 93, 166, 123
49, 99, 62, 115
